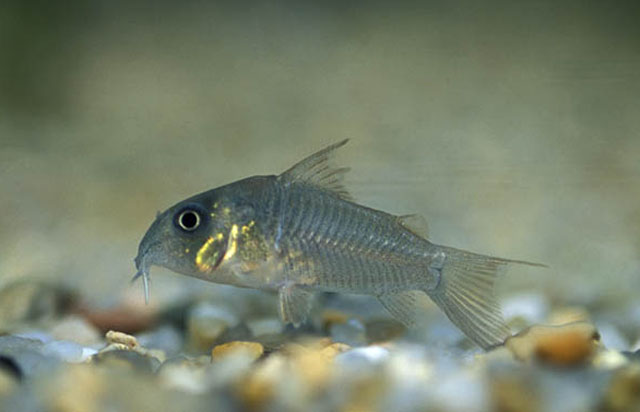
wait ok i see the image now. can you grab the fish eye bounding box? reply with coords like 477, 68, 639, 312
177, 209, 201, 232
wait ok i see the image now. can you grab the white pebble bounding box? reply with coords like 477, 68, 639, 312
42, 340, 84, 363
336, 345, 389, 367
246, 317, 283, 336
597, 323, 629, 351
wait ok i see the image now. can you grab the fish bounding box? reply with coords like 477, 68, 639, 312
133, 140, 544, 349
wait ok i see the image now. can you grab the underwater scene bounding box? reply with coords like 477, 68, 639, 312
1, 2, 639, 411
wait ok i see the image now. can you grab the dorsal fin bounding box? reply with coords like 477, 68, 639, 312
398, 214, 429, 238
279, 139, 352, 200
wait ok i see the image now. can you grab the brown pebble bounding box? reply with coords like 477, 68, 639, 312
50, 315, 102, 346
365, 319, 407, 343
535, 330, 595, 366
489, 370, 540, 412
99, 330, 166, 364
321, 309, 349, 330
105, 330, 139, 349
78, 301, 157, 335
187, 315, 230, 353
505, 322, 600, 366
49, 365, 104, 412
605, 363, 640, 411
288, 345, 331, 390
237, 354, 286, 409
320, 342, 351, 360
212, 341, 264, 361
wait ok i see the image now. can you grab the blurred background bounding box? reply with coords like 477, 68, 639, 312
1, 0, 639, 312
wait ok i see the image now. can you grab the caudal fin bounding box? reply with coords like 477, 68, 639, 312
427, 246, 545, 350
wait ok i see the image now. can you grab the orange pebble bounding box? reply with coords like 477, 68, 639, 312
535, 329, 597, 366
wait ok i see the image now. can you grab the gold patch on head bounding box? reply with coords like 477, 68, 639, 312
195, 233, 224, 272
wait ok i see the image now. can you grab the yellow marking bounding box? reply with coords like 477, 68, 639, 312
222, 207, 231, 215
212, 201, 219, 209
241, 220, 255, 234
185, 248, 190, 253
223, 224, 239, 261
210, 212, 216, 218
195, 233, 224, 272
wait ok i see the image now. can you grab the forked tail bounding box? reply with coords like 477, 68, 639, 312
426, 246, 545, 350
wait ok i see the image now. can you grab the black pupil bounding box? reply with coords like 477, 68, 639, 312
180, 211, 199, 229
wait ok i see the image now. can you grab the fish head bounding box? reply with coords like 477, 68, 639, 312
134, 190, 234, 296
133, 177, 273, 300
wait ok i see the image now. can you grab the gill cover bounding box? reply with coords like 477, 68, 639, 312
195, 230, 229, 273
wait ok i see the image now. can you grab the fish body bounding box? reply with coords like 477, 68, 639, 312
135, 140, 543, 349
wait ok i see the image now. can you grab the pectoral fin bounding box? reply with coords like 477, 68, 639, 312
278, 285, 314, 327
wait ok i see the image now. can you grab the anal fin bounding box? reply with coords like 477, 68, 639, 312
378, 290, 431, 327
278, 285, 314, 327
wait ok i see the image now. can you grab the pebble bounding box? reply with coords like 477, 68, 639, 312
93, 349, 161, 373
50, 316, 102, 346
213, 322, 253, 345
0, 356, 23, 381
44, 364, 105, 412
157, 358, 210, 394
100, 331, 166, 364
365, 319, 406, 343
238, 353, 287, 409
0, 366, 18, 396
187, 302, 239, 352
14, 330, 54, 343
592, 350, 628, 370
547, 307, 591, 325
321, 309, 349, 331
604, 363, 640, 411
488, 365, 540, 412
211, 341, 264, 361
246, 317, 283, 337
136, 325, 183, 357
0, 280, 75, 330
41, 340, 85, 363
335, 346, 390, 369
330, 318, 367, 347
105, 330, 139, 350
505, 322, 600, 365
285, 344, 333, 390
0, 335, 59, 377
421, 318, 465, 347
319, 342, 351, 360
207, 353, 255, 388
430, 371, 488, 412
0, 281, 638, 412
596, 323, 629, 351
80, 301, 157, 335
